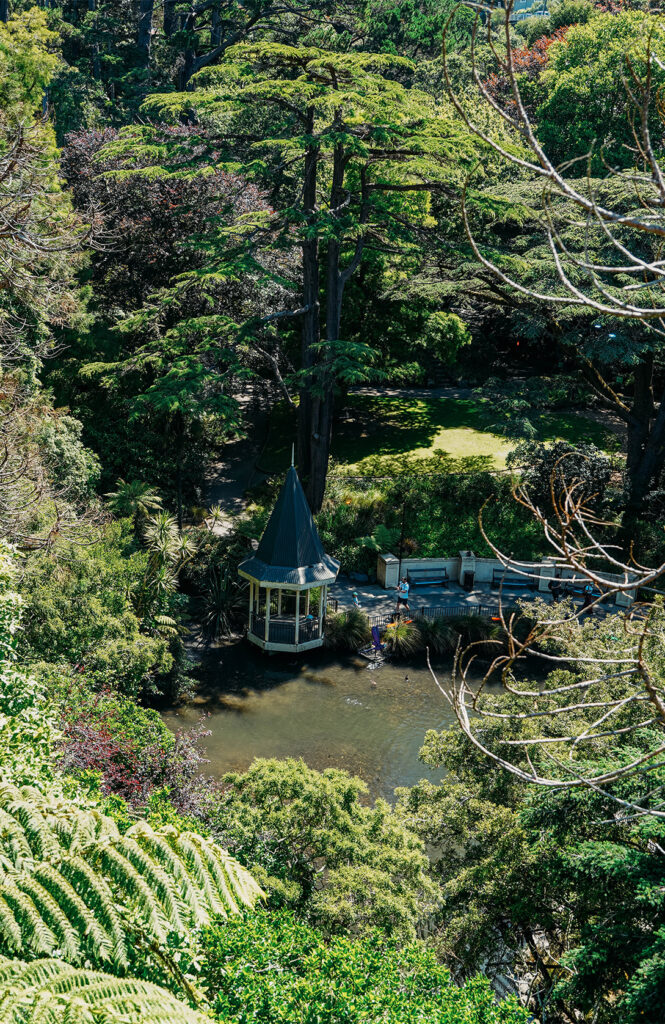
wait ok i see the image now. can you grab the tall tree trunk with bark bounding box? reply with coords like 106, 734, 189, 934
583, 352, 665, 529
163, 0, 176, 36
137, 0, 154, 61
297, 109, 322, 508
178, 11, 197, 90
305, 139, 345, 512
88, 0, 101, 79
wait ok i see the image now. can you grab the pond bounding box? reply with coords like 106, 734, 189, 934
162, 642, 485, 802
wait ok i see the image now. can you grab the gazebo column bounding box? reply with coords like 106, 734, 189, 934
264, 586, 271, 643
249, 582, 254, 628
318, 584, 326, 637
305, 590, 310, 616
295, 590, 300, 645
277, 589, 282, 616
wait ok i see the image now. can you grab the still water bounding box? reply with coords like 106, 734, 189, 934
162, 644, 474, 802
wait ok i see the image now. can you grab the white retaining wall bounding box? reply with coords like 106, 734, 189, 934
377, 551, 636, 605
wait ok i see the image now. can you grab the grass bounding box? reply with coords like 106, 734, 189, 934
259, 393, 619, 474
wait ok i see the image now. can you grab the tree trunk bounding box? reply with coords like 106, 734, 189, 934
297, 108, 321, 506
582, 352, 665, 528
174, 415, 185, 531
88, 0, 101, 79
302, 139, 346, 513
178, 11, 197, 90
625, 356, 654, 495
137, 0, 154, 61
163, 0, 176, 36
621, 356, 665, 520
210, 7, 222, 47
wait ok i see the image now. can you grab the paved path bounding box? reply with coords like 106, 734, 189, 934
329, 576, 618, 620
205, 387, 272, 536
331, 576, 508, 617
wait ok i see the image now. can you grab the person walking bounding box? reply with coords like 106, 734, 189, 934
581, 583, 594, 616
548, 577, 562, 603
395, 576, 410, 614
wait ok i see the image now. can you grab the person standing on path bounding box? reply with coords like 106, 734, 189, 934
396, 576, 410, 614
581, 583, 594, 616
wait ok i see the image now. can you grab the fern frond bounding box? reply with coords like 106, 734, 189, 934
57, 858, 127, 967
0, 885, 58, 955
0, 895, 22, 952
0, 957, 211, 1024
15, 877, 80, 962
0, 788, 262, 973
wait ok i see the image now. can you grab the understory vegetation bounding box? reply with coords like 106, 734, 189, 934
2, 0, 665, 1020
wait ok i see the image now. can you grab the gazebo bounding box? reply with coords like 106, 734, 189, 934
238, 462, 339, 653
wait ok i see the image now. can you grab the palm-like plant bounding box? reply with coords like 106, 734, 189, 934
384, 620, 422, 657
201, 566, 238, 639
414, 616, 458, 655
134, 514, 197, 621
105, 479, 162, 533
324, 608, 372, 651
143, 510, 180, 567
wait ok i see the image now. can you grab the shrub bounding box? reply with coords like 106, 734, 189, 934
200, 910, 529, 1024
413, 615, 459, 655
384, 619, 422, 657
324, 608, 371, 651
206, 759, 437, 939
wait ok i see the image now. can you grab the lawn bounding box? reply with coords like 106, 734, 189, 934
259, 393, 620, 474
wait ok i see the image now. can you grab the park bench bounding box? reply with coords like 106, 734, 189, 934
407, 567, 449, 587
491, 569, 536, 590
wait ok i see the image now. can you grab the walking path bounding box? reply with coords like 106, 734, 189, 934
205, 387, 272, 536
329, 575, 619, 620
331, 576, 524, 618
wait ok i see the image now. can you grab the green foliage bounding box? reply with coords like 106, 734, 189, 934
0, 957, 210, 1024
414, 614, 501, 656
0, 544, 56, 786
105, 479, 163, 529
356, 523, 401, 553
323, 607, 372, 651
418, 311, 472, 366
206, 758, 437, 939
200, 909, 528, 1024
507, 438, 615, 512
17, 522, 175, 698
384, 619, 421, 657
0, 10, 60, 114
536, 11, 665, 168
317, 465, 545, 573
0, 780, 262, 974
36, 415, 101, 504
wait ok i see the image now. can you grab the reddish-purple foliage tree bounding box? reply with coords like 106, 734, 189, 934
58, 692, 215, 815
61, 127, 272, 315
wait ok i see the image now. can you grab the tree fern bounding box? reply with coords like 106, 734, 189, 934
0, 784, 262, 971
0, 957, 211, 1023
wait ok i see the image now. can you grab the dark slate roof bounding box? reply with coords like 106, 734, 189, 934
238, 466, 340, 586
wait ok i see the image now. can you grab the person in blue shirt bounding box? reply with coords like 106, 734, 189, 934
396, 577, 410, 614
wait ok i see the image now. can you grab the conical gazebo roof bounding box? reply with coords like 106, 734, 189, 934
238, 466, 339, 586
